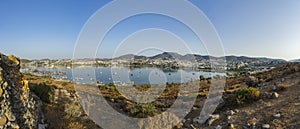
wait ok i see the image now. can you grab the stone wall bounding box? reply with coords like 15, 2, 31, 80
0, 53, 44, 129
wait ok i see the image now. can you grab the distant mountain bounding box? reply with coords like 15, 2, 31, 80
114, 54, 148, 60
150, 52, 183, 60
289, 59, 300, 62
224, 56, 286, 63
114, 54, 135, 60
147, 52, 285, 63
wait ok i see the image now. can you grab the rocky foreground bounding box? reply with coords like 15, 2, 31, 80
0, 53, 45, 129
1, 52, 99, 129
188, 62, 300, 129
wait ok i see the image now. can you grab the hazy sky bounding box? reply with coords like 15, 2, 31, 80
0, 0, 299, 60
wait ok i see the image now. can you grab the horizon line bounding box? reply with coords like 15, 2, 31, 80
15, 52, 290, 61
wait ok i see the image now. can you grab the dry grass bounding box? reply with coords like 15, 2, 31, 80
98, 80, 213, 118
276, 83, 289, 91
66, 122, 87, 129
23, 74, 101, 129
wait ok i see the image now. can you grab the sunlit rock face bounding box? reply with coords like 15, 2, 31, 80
0, 53, 44, 129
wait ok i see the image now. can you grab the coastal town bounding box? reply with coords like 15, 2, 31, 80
21, 52, 286, 74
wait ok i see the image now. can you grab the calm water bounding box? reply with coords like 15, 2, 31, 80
26, 67, 223, 85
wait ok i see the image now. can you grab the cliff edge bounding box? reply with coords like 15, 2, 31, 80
0, 53, 44, 129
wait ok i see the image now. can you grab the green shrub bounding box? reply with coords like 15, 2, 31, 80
66, 122, 86, 129
64, 102, 82, 118
107, 83, 117, 92
153, 101, 167, 108
45, 80, 52, 84
99, 83, 116, 92
234, 87, 260, 105
228, 84, 241, 90
130, 104, 157, 117
199, 75, 206, 81
133, 84, 151, 91
61, 82, 69, 87
206, 78, 212, 84
30, 83, 53, 103
166, 82, 169, 86
108, 82, 114, 86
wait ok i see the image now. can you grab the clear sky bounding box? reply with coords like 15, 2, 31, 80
0, 0, 299, 60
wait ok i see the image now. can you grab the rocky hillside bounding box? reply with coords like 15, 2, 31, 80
0, 53, 45, 129
186, 62, 300, 129
290, 59, 300, 62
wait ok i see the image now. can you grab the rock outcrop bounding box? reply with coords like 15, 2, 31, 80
0, 53, 44, 129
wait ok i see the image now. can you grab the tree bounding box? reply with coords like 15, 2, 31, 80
199, 75, 206, 81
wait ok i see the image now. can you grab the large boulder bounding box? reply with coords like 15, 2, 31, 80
246, 76, 259, 87
138, 112, 181, 129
